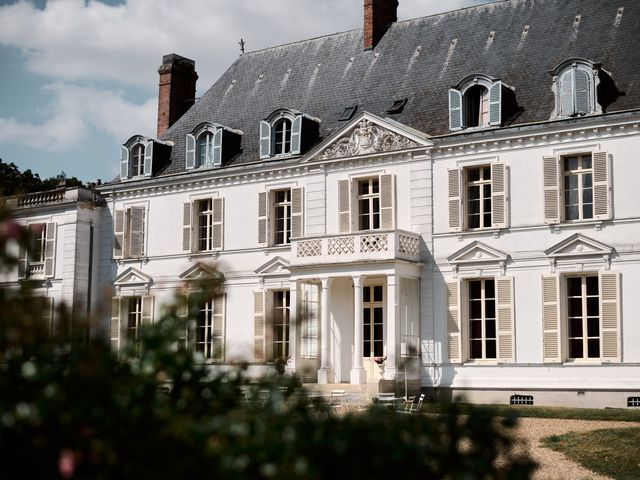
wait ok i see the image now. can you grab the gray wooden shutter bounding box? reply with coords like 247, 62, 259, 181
592, 151, 611, 220
291, 187, 303, 239
449, 89, 463, 131
111, 297, 122, 351
141, 295, 154, 327
491, 163, 508, 228
212, 128, 223, 167
496, 276, 514, 362
212, 197, 224, 250
560, 69, 574, 116
143, 140, 153, 177
380, 174, 395, 230
129, 206, 145, 258
446, 280, 462, 363
259, 120, 271, 159
185, 134, 196, 169
338, 179, 351, 233
44, 222, 56, 278
258, 191, 268, 246
574, 69, 590, 115
113, 209, 125, 258
254, 290, 266, 361
600, 271, 620, 362
488, 81, 502, 126
182, 202, 192, 252
17, 241, 28, 280
291, 115, 302, 154
120, 145, 129, 180
543, 156, 561, 224
212, 294, 225, 361
448, 168, 462, 232
542, 274, 561, 363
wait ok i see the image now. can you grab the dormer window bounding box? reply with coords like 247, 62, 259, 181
186, 122, 242, 170
449, 75, 505, 131
550, 59, 603, 118
131, 143, 145, 177
197, 131, 214, 166
120, 135, 170, 181
259, 108, 320, 159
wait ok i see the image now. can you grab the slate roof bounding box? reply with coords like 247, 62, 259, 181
153, 0, 640, 177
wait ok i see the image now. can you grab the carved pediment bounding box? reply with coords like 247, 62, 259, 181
255, 256, 290, 276
545, 234, 613, 258
114, 267, 153, 287
448, 241, 509, 264
179, 262, 222, 281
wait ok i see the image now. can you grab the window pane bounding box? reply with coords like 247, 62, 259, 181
483, 184, 491, 198
468, 185, 480, 200
586, 276, 599, 295
587, 339, 600, 358
569, 339, 583, 358
483, 167, 491, 181
569, 317, 583, 337
568, 277, 582, 296
468, 168, 480, 182
373, 342, 383, 357
565, 205, 579, 220
364, 343, 371, 357
568, 298, 582, 317
468, 200, 480, 214
372, 179, 379, 194
566, 189, 579, 205
583, 174, 592, 188
469, 281, 482, 299
373, 286, 383, 302
564, 156, 579, 171
373, 213, 380, 230
468, 215, 480, 229
485, 340, 496, 359
586, 297, 599, 316
583, 188, 593, 204
582, 205, 593, 219
470, 340, 482, 359
469, 300, 482, 319
373, 324, 383, 339
587, 317, 599, 337
363, 287, 371, 303
483, 198, 492, 213
373, 307, 383, 323
485, 280, 495, 298
470, 320, 482, 339
363, 325, 370, 341
485, 300, 495, 319
564, 175, 578, 189
485, 319, 496, 338
358, 181, 368, 195
359, 199, 370, 214
363, 307, 371, 324
483, 213, 491, 227
582, 155, 592, 169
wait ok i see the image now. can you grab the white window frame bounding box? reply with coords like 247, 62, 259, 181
357, 178, 381, 231
126, 296, 143, 350
300, 283, 320, 359
562, 153, 593, 222
272, 290, 291, 358
131, 143, 145, 177
465, 165, 493, 230
273, 118, 292, 156
362, 283, 384, 359
551, 59, 602, 119
197, 131, 214, 167
467, 278, 497, 361
565, 274, 600, 361
196, 198, 214, 252
273, 189, 292, 246
449, 75, 502, 131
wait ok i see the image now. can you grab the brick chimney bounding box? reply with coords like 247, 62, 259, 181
364, 0, 398, 50
156, 54, 198, 138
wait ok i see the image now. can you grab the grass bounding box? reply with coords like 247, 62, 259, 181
541, 427, 640, 479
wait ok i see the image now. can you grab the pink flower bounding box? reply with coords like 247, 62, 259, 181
58, 449, 76, 478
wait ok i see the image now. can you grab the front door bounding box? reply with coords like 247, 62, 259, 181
362, 285, 384, 381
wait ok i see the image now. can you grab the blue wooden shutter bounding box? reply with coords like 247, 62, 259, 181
488, 81, 502, 126
449, 89, 463, 131
120, 145, 129, 180
212, 128, 223, 167
259, 120, 271, 159
574, 69, 591, 115
185, 134, 196, 169
291, 115, 302, 154
143, 140, 153, 177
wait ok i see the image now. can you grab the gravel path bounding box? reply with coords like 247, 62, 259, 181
514, 418, 639, 480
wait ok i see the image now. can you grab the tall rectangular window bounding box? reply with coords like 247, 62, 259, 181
195, 299, 223, 360
467, 166, 492, 229
363, 285, 384, 358
563, 154, 593, 221
468, 279, 497, 360
273, 189, 292, 245
127, 296, 142, 349
300, 283, 319, 358
567, 275, 600, 359
29, 223, 46, 263
197, 199, 213, 251
358, 178, 380, 231
272, 290, 290, 358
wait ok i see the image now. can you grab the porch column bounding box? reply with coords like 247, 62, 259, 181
317, 277, 333, 384
350, 275, 367, 384
385, 274, 400, 379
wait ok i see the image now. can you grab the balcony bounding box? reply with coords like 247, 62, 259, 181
27, 261, 46, 280
290, 230, 421, 267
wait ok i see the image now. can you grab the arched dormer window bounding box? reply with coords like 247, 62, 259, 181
131, 143, 145, 177
259, 108, 320, 159
449, 74, 504, 131
550, 59, 602, 118
120, 135, 171, 181
186, 123, 242, 170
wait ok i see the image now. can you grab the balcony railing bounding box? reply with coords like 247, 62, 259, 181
290, 230, 421, 267
28, 261, 45, 280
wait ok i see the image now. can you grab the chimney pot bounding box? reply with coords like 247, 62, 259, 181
156, 53, 198, 138
364, 0, 398, 50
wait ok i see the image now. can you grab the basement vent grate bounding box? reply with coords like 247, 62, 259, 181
510, 394, 534, 405
628, 397, 640, 407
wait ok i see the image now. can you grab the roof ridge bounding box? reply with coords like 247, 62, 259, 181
240, 27, 361, 57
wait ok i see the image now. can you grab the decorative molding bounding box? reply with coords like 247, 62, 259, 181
545, 233, 614, 259
320, 119, 418, 160
113, 267, 153, 294
254, 256, 290, 277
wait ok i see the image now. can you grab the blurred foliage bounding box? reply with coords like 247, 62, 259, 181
0, 159, 86, 197
0, 205, 536, 479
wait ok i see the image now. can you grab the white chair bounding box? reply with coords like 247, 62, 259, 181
330, 389, 347, 411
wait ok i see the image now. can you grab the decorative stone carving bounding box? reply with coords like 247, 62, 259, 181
321, 119, 418, 159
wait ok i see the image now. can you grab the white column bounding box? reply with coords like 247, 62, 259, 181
385, 274, 399, 379
350, 275, 367, 384
317, 277, 333, 384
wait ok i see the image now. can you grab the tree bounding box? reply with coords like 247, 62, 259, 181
0, 160, 85, 196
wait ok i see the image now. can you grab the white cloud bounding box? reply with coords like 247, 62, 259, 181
0, 82, 156, 150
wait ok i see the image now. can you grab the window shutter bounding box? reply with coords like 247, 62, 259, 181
543, 156, 561, 224
212, 128, 223, 167
449, 89, 463, 131
291, 187, 304, 239
182, 202, 192, 252
258, 191, 268, 246
488, 81, 502, 126
17, 241, 28, 280
560, 69, 574, 116
141, 295, 154, 327
143, 140, 153, 177
496, 276, 514, 362
491, 163, 508, 228
291, 115, 303, 154
44, 222, 56, 278
574, 69, 591, 115
338, 179, 351, 233
177, 297, 189, 350
120, 145, 129, 180
446, 281, 462, 363
185, 134, 196, 169
380, 174, 395, 230
599, 271, 620, 362
129, 206, 145, 258
254, 290, 266, 362
259, 120, 271, 159
113, 209, 125, 258
448, 168, 462, 232
592, 151, 611, 220
542, 274, 561, 363
212, 294, 225, 361
111, 296, 122, 351
212, 197, 224, 250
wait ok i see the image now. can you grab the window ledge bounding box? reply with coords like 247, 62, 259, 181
549, 220, 604, 233
188, 251, 221, 259
455, 227, 504, 241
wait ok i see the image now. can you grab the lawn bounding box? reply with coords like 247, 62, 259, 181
541, 427, 640, 480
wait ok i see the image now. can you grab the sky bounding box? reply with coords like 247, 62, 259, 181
0, 0, 491, 183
